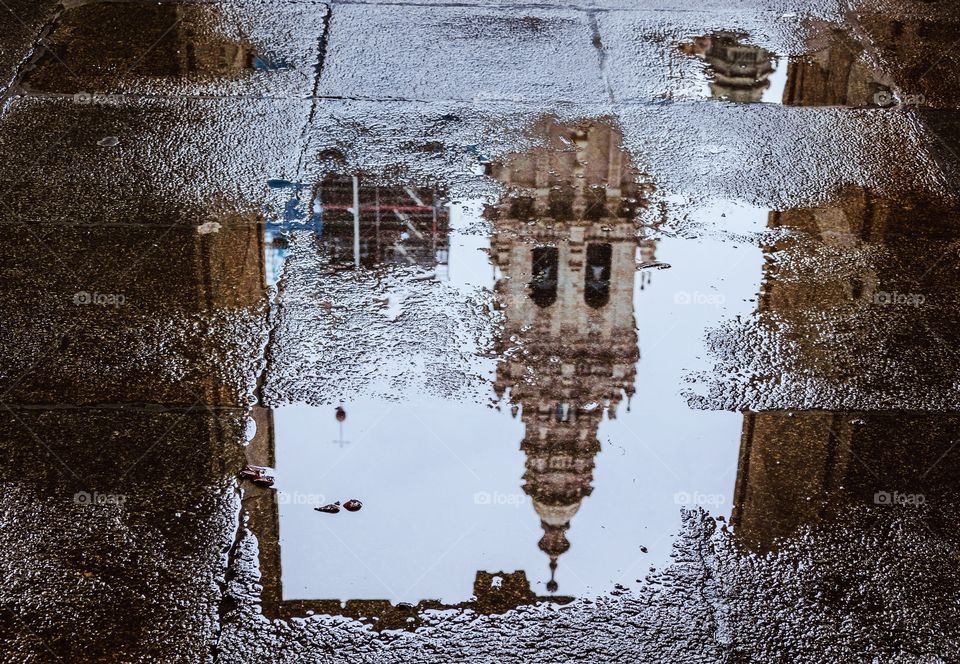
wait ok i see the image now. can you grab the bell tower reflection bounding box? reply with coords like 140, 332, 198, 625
488, 118, 654, 591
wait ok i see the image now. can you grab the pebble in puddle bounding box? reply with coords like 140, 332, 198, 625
315, 499, 363, 514
315, 502, 341, 514
97, 136, 120, 147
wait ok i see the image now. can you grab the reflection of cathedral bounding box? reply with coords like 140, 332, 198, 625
489, 118, 653, 591
681, 27, 894, 107
244, 119, 655, 620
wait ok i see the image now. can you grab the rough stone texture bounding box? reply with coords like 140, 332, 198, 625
317, 4, 607, 103
216, 508, 960, 663
0, 96, 310, 226
0, 0, 60, 95
0, 407, 247, 663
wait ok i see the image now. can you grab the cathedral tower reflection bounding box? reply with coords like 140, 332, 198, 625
680, 32, 776, 103
488, 118, 654, 591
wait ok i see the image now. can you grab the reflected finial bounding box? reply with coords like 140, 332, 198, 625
547, 557, 558, 592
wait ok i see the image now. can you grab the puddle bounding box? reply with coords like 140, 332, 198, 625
242, 117, 768, 626
242, 116, 960, 630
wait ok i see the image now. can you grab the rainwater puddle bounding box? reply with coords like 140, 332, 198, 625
243, 117, 768, 626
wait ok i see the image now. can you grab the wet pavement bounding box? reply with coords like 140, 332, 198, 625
2, 0, 960, 662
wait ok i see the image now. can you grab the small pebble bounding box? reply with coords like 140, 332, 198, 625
343, 499, 363, 512
98, 136, 119, 147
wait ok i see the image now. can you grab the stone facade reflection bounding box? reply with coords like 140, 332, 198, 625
732, 186, 960, 548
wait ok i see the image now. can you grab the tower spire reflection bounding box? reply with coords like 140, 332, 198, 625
488, 117, 654, 591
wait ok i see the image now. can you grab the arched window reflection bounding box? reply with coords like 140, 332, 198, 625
585, 243, 612, 308
530, 246, 559, 308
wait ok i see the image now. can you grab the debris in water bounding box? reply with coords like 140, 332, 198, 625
315, 502, 341, 514
636, 261, 671, 271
